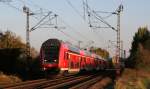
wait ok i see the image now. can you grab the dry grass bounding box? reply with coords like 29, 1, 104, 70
89, 77, 112, 89
0, 72, 22, 84
115, 68, 150, 89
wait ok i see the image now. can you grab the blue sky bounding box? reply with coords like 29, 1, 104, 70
0, 0, 150, 57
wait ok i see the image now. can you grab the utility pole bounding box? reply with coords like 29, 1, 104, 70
115, 4, 123, 76
124, 50, 126, 59
120, 40, 123, 58
84, 1, 124, 75
78, 41, 82, 49
116, 4, 123, 63
23, 6, 34, 57
23, 5, 57, 58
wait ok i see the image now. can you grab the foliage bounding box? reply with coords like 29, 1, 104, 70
0, 30, 38, 58
115, 69, 150, 89
0, 48, 27, 79
90, 46, 109, 59
126, 27, 150, 68
0, 71, 22, 84
142, 78, 150, 89
0, 30, 40, 80
0, 31, 25, 48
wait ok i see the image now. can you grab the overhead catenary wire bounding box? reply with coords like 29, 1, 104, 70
56, 28, 79, 42
94, 11, 115, 14
92, 10, 116, 31
58, 17, 92, 41
17, 0, 52, 21
65, 0, 107, 46
3, 1, 42, 21
102, 13, 114, 19
94, 10, 115, 19
82, 1, 116, 31
82, 0, 119, 51
82, 0, 86, 20
30, 12, 52, 31
2, 0, 106, 49
19, 0, 88, 42
23, 0, 96, 45
4, 0, 58, 30
65, 0, 86, 21
19, 0, 50, 14
24, 0, 99, 44
2, 2, 23, 12
57, 19, 100, 49
19, 0, 81, 43
65, 0, 109, 48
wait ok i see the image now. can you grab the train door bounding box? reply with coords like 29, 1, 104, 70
101, 60, 104, 70
91, 58, 95, 70
80, 56, 86, 70
68, 53, 80, 73
95, 59, 99, 70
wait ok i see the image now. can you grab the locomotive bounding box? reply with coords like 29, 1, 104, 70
40, 38, 108, 74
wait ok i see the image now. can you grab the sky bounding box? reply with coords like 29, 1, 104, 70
0, 0, 150, 57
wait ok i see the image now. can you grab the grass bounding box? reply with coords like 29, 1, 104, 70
141, 78, 150, 89
0, 72, 22, 84
115, 68, 150, 89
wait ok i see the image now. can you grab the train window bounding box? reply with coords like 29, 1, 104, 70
66, 53, 69, 59
81, 57, 86, 62
43, 45, 59, 63
64, 52, 69, 60
79, 56, 81, 61
68, 54, 71, 59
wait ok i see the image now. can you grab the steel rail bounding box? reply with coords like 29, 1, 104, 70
3, 74, 75, 89
44, 75, 95, 89
69, 76, 103, 89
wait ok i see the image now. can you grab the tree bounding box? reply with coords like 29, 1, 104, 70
127, 27, 150, 68
0, 31, 25, 48
0, 30, 38, 58
90, 47, 109, 59
0, 30, 40, 80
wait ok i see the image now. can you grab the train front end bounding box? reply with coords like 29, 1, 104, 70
40, 39, 61, 73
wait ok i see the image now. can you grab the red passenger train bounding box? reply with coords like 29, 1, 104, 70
40, 38, 108, 74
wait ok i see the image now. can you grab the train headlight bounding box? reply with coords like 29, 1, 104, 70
54, 59, 57, 62
43, 67, 46, 70
44, 60, 47, 62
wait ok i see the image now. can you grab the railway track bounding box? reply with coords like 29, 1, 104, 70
43, 74, 96, 89
1, 71, 112, 89
69, 76, 103, 89
1, 74, 75, 89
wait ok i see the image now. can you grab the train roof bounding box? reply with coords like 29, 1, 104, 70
41, 38, 61, 48
41, 38, 108, 61
81, 49, 93, 57
41, 38, 81, 54
64, 42, 80, 54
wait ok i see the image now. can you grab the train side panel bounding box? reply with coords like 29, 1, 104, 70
68, 52, 80, 73
59, 44, 69, 72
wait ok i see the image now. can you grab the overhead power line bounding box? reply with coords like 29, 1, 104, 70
92, 11, 116, 31
58, 17, 91, 41
56, 28, 79, 42
23, 0, 99, 47
19, 0, 88, 44
2, 0, 104, 49
3, 2, 22, 12
66, 0, 108, 47
65, 0, 85, 21
82, 1, 116, 31
30, 12, 52, 31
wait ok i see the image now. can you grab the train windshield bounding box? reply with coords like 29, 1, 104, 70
43, 45, 60, 63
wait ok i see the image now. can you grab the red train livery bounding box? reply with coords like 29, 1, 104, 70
40, 39, 108, 74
